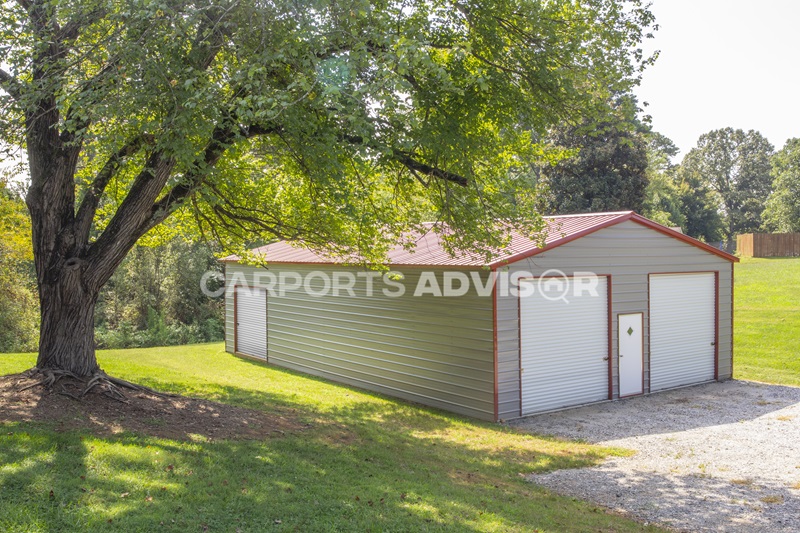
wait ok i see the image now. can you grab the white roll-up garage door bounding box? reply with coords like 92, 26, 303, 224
235, 286, 267, 358
649, 273, 715, 391
520, 277, 609, 415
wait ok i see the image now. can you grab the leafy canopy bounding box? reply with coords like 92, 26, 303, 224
763, 138, 800, 232
1, 0, 655, 265
537, 95, 649, 215
679, 128, 774, 240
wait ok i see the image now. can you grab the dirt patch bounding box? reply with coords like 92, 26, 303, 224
0, 372, 305, 441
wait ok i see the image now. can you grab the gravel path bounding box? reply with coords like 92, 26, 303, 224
510, 380, 800, 532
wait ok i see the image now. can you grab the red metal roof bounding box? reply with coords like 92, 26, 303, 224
221, 211, 738, 267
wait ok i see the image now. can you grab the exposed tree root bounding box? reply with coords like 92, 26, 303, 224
18, 368, 177, 403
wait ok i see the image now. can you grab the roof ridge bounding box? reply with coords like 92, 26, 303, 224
545, 211, 633, 219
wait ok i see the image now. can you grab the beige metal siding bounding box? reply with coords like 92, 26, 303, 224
497, 220, 734, 420
224, 265, 495, 420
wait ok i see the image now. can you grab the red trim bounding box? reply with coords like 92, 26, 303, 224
516, 274, 613, 415
617, 313, 645, 398
646, 279, 651, 393
226, 212, 739, 269
233, 284, 239, 354
492, 273, 499, 421
232, 284, 269, 360
516, 275, 523, 419
491, 213, 632, 269
607, 275, 614, 400
647, 271, 720, 387
628, 214, 739, 263
648, 270, 719, 276
490, 212, 738, 270
714, 271, 720, 380
731, 265, 735, 378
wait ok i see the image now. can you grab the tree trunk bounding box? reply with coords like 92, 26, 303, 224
35, 265, 100, 377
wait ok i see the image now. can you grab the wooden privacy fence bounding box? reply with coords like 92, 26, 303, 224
737, 233, 800, 257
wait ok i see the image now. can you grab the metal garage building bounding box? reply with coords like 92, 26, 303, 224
223, 211, 737, 421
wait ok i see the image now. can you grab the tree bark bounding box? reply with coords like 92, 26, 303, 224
35, 263, 100, 376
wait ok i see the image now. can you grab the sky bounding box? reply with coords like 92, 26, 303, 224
635, 0, 800, 159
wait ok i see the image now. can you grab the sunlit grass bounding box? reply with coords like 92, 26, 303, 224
0, 344, 658, 532
734, 257, 800, 386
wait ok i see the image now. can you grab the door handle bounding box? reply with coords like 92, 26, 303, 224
603, 356, 609, 361
619, 354, 624, 358
710, 342, 716, 346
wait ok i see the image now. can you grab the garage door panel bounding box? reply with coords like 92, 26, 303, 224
520, 278, 609, 415
650, 273, 715, 391
236, 286, 267, 358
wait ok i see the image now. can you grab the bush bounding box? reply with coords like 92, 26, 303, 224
94, 311, 224, 350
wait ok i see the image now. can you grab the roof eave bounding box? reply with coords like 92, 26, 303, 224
489, 211, 739, 269
489, 212, 634, 270
628, 213, 739, 263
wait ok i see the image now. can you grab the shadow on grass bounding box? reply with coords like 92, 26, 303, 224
0, 370, 644, 532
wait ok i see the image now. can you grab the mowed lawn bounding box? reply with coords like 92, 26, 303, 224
0, 345, 660, 533
735, 257, 800, 386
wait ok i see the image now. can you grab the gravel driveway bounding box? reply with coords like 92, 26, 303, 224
510, 380, 800, 532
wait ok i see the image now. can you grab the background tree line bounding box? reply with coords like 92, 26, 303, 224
1, 177, 224, 352
2, 113, 799, 353
534, 99, 800, 245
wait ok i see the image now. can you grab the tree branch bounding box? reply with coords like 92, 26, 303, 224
148, 121, 281, 229
338, 134, 469, 187
56, 7, 108, 43
147, 122, 281, 229
393, 150, 468, 187
187, 3, 238, 71
0, 68, 23, 101
83, 152, 176, 289
74, 134, 153, 246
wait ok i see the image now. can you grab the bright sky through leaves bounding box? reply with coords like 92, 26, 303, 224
636, 0, 800, 157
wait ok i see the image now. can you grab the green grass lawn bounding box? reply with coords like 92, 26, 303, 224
0, 344, 659, 532
734, 257, 800, 386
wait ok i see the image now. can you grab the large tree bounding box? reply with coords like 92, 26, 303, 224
763, 138, 800, 232
537, 96, 649, 214
674, 166, 724, 242
0, 0, 654, 383
679, 128, 774, 240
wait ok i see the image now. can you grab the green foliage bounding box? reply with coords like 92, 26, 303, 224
641, 132, 685, 228
673, 165, 725, 242
0, 344, 657, 532
95, 238, 224, 349
734, 258, 800, 386
0, 182, 38, 352
763, 138, 800, 232
537, 97, 649, 214
1, 0, 657, 265
679, 128, 774, 239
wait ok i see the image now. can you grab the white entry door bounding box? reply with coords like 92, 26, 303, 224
618, 313, 643, 397
519, 277, 609, 415
235, 286, 267, 358
649, 273, 716, 391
